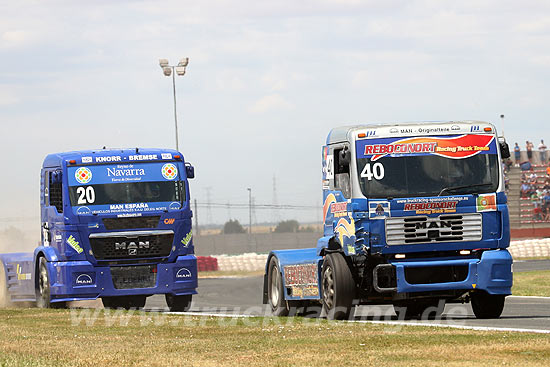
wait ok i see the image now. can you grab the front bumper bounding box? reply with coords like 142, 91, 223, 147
387, 249, 513, 295
47, 255, 198, 302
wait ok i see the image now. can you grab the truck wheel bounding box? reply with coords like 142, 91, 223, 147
102, 296, 147, 310
471, 291, 505, 319
267, 257, 290, 316
165, 294, 192, 312
321, 253, 355, 320
394, 299, 445, 320
36, 257, 65, 308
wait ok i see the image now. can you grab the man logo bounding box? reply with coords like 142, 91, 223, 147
176, 268, 192, 279
164, 218, 175, 225
415, 220, 452, 230
114, 241, 150, 255
75, 274, 93, 285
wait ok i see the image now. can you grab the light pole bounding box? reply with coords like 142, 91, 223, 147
247, 188, 252, 234
159, 58, 189, 152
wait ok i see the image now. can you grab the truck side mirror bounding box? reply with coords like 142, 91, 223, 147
499, 139, 510, 159
339, 147, 351, 166
185, 163, 195, 179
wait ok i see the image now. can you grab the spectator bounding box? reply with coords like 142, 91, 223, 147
546, 162, 550, 177
526, 141, 534, 163
539, 140, 547, 164
543, 190, 550, 214
520, 182, 530, 198
514, 142, 521, 166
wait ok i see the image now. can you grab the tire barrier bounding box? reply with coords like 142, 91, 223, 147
509, 238, 550, 258
197, 239, 550, 273
196, 256, 219, 272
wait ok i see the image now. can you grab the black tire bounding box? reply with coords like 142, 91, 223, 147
321, 253, 355, 320
267, 257, 290, 316
471, 291, 505, 319
165, 294, 192, 312
36, 257, 66, 308
102, 296, 147, 310
394, 299, 445, 320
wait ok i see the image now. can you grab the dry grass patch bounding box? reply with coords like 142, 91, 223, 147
1, 308, 549, 366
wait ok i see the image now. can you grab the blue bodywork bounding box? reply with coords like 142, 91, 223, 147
0, 149, 197, 304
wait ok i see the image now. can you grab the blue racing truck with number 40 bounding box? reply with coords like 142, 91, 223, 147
0, 148, 197, 310
263, 121, 513, 320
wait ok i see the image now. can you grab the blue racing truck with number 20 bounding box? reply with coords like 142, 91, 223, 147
263, 121, 513, 320
0, 148, 197, 310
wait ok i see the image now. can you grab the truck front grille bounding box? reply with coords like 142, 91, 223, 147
103, 216, 160, 230
90, 231, 173, 260
385, 213, 482, 245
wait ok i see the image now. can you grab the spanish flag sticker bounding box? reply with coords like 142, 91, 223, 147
477, 193, 497, 212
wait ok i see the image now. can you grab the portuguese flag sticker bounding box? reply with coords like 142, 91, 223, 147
477, 193, 497, 212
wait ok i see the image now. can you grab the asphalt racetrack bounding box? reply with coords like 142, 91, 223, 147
142, 260, 550, 333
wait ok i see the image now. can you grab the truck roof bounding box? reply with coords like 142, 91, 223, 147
326, 120, 496, 145
42, 148, 182, 168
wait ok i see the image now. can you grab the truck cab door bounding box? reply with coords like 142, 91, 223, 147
41, 170, 64, 249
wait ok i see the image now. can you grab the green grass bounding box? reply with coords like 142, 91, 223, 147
513, 270, 550, 297
0, 308, 549, 366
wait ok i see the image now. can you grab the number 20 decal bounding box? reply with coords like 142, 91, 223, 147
360, 162, 385, 181
76, 186, 96, 204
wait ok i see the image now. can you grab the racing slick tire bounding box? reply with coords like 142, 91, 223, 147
165, 294, 192, 312
267, 256, 291, 316
36, 257, 66, 309
321, 253, 355, 320
471, 291, 505, 319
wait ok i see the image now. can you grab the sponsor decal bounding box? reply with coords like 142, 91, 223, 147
75, 274, 93, 285
88, 222, 99, 229
477, 193, 497, 212
16, 264, 31, 281
117, 213, 142, 218
360, 134, 495, 161
75, 167, 92, 184
110, 203, 149, 210
323, 193, 337, 222
161, 163, 178, 180
164, 218, 175, 225
161, 153, 173, 160
66, 235, 83, 254
284, 264, 318, 286
322, 179, 330, 190
176, 267, 192, 279
181, 230, 192, 247
324, 155, 334, 180
369, 201, 390, 219
106, 166, 146, 177
347, 245, 356, 255
330, 202, 348, 218
96, 156, 121, 163
335, 217, 355, 246
129, 154, 158, 161
82, 156, 92, 163
55, 234, 62, 243
397, 196, 468, 215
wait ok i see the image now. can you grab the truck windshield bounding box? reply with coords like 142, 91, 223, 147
355, 134, 500, 198
68, 181, 185, 206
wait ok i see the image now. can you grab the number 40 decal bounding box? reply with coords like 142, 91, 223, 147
360, 162, 385, 181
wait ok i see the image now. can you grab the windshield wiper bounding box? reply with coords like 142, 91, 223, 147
438, 183, 494, 196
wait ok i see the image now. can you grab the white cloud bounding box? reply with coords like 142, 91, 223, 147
0, 88, 19, 106
248, 94, 293, 114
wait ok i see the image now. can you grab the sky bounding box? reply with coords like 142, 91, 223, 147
1, 0, 549, 231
